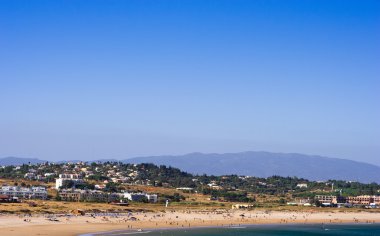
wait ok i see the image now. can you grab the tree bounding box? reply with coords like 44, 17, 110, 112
55, 191, 61, 201
104, 182, 119, 192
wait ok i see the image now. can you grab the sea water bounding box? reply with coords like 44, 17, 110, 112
94, 224, 380, 236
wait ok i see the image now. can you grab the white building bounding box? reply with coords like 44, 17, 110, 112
55, 174, 83, 189
123, 192, 158, 203
0, 186, 47, 200
296, 183, 308, 188
176, 187, 194, 191
24, 173, 36, 179
146, 193, 158, 203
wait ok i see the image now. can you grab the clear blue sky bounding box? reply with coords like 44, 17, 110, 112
1, 0, 379, 165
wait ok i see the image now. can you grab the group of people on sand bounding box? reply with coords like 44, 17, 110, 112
16, 209, 379, 230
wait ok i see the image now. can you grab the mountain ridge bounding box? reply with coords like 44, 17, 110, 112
122, 151, 380, 183
0, 156, 47, 166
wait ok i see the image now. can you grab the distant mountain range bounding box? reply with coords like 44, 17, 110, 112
2, 151, 380, 183
124, 152, 380, 183
0, 157, 47, 166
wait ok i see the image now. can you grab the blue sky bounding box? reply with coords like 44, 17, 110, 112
1, 0, 379, 164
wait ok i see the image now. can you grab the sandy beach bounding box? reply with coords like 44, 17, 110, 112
1, 209, 379, 236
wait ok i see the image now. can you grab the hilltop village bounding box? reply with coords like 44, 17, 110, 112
0, 161, 380, 213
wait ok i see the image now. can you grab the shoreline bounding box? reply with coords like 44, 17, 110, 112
79, 222, 380, 236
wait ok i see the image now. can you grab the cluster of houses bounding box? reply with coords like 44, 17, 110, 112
14, 162, 152, 186
53, 173, 158, 203
60, 163, 150, 186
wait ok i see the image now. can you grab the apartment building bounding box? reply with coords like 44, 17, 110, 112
0, 186, 47, 200
59, 189, 119, 202
347, 195, 380, 205
315, 195, 380, 206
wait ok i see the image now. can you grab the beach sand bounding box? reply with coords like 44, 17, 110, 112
1, 210, 379, 236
